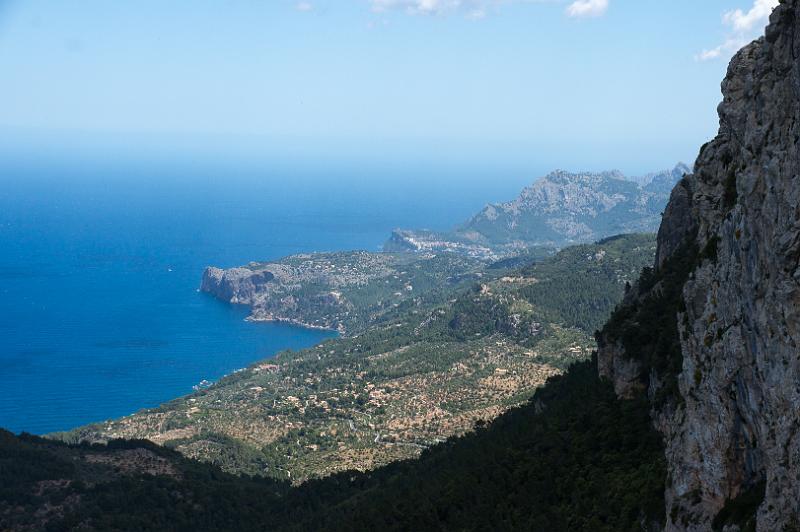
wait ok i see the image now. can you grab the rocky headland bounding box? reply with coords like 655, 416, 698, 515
200, 251, 485, 336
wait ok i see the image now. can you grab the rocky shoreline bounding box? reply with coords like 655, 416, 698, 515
244, 314, 343, 334
200, 250, 486, 336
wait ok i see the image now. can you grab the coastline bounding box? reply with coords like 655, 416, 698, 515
244, 314, 345, 335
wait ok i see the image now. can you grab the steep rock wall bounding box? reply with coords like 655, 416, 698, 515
599, 2, 800, 530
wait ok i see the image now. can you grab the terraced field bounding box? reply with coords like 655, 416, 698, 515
57, 234, 656, 481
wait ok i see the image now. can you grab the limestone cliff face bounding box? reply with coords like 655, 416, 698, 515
599, 2, 800, 530
201, 267, 275, 305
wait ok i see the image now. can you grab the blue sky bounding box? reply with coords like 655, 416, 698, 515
0, 0, 779, 174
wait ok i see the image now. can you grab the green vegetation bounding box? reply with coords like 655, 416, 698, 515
57, 234, 656, 482
280, 358, 666, 532
221, 251, 488, 335
600, 238, 699, 406
2, 359, 666, 531
517, 233, 656, 332
486, 246, 555, 270
435, 233, 655, 346
0, 430, 289, 532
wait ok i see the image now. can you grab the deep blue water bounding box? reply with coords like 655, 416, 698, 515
0, 160, 529, 434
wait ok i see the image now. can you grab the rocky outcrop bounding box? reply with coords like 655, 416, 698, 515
595, 337, 645, 399
654, 178, 697, 269
598, 2, 800, 530
201, 267, 275, 305
199, 255, 374, 334
641, 164, 694, 195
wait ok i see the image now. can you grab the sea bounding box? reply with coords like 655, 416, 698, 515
0, 158, 530, 435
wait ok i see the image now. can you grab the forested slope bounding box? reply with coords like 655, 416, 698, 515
2, 359, 665, 532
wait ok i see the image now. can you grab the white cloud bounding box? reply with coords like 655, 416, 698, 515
367, 0, 557, 18
698, 0, 778, 61
296, 2, 313, 11
370, 0, 466, 15
565, 0, 608, 18
697, 47, 722, 62
724, 0, 777, 32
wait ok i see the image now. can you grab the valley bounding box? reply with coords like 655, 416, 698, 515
57, 234, 656, 481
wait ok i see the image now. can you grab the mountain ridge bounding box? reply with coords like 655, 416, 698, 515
386, 163, 690, 259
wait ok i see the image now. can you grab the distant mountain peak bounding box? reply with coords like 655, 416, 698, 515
543, 168, 626, 181
636, 162, 691, 187
385, 163, 686, 258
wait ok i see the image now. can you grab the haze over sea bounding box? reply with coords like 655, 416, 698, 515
0, 157, 538, 435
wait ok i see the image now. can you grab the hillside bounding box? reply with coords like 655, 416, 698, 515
0, 430, 288, 531
385, 164, 688, 259
57, 234, 655, 482
200, 251, 486, 335
2, 359, 665, 532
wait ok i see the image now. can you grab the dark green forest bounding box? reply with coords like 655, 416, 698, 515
1, 358, 666, 532
2, 234, 674, 531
